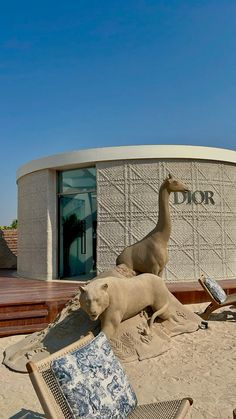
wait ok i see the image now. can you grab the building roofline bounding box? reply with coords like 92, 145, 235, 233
16, 144, 236, 180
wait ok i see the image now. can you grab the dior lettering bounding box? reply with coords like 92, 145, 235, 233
173, 191, 215, 205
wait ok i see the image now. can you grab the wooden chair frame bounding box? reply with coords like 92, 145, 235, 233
26, 333, 193, 419
198, 275, 236, 320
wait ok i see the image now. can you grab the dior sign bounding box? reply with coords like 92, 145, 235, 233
173, 190, 215, 205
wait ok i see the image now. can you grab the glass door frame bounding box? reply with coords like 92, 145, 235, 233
57, 167, 97, 280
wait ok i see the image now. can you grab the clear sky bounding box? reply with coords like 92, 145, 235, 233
0, 0, 236, 225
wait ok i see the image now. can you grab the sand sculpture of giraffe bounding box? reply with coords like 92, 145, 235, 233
116, 174, 189, 276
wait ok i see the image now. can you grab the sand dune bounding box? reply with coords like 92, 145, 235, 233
1, 303, 236, 419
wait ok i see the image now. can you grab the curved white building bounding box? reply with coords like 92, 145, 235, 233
17, 145, 236, 282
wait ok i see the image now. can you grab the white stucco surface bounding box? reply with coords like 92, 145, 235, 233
17, 169, 57, 280
17, 146, 236, 281
17, 145, 236, 180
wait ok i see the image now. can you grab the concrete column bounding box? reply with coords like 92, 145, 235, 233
17, 169, 57, 280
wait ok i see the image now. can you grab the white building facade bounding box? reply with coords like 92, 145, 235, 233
17, 145, 236, 282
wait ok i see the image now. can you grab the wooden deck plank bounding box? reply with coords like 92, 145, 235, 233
0, 309, 48, 320
0, 323, 49, 337
0, 277, 80, 306
0, 272, 81, 336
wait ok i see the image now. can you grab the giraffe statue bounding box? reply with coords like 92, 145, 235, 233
116, 174, 189, 276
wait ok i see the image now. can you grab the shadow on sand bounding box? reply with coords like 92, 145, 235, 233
204, 307, 236, 322
9, 408, 45, 419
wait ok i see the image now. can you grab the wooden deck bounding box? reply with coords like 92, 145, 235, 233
167, 278, 236, 304
0, 270, 236, 337
0, 271, 80, 337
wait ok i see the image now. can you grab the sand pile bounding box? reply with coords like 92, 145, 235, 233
1, 303, 236, 419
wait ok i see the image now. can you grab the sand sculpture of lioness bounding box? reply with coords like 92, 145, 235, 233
79, 273, 172, 339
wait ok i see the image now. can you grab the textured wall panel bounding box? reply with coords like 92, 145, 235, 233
97, 159, 236, 281
17, 169, 57, 280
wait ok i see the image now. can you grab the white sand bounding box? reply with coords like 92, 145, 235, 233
1, 303, 236, 419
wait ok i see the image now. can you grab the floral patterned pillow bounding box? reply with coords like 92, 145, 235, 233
50, 332, 137, 418
204, 277, 227, 304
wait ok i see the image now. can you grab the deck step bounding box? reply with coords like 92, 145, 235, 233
0, 323, 48, 337
0, 309, 48, 321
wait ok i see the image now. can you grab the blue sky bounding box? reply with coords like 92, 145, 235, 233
0, 0, 236, 225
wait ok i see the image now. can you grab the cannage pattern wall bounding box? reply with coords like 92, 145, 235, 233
96, 159, 236, 281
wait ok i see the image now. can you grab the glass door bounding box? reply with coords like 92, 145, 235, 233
59, 192, 97, 279
58, 168, 97, 280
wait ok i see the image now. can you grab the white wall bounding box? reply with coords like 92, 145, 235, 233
17, 154, 236, 282
17, 169, 57, 280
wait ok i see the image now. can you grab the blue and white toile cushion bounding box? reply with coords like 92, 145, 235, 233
50, 332, 137, 418
204, 277, 227, 304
